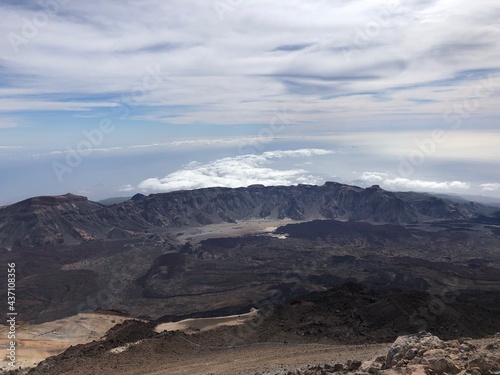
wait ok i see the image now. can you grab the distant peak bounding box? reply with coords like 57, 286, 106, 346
131, 193, 146, 201
20, 194, 88, 206
56, 193, 88, 201
324, 181, 342, 186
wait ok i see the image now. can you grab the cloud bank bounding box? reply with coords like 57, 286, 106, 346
359, 172, 470, 192
0, 1, 499, 203
480, 183, 500, 192
138, 149, 333, 192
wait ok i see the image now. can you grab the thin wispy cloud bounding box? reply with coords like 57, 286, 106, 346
0, 1, 499, 203
23, 136, 291, 159
0, 119, 19, 128
1, 0, 499, 127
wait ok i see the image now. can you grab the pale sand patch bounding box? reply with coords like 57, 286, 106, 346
0, 313, 130, 369
169, 219, 299, 244
155, 309, 258, 334
263, 226, 289, 239
263, 226, 278, 232
110, 341, 142, 354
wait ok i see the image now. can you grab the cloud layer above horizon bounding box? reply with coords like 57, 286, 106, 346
1, 0, 499, 128
138, 149, 333, 192
0, 0, 499, 203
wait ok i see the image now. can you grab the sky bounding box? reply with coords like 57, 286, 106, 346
0, 0, 500, 205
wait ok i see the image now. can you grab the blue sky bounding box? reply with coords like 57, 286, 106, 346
1, 0, 500, 204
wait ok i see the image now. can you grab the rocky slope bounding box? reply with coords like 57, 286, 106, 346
0, 194, 107, 246
0, 183, 493, 247
9, 308, 499, 375
252, 284, 500, 344
285, 332, 500, 375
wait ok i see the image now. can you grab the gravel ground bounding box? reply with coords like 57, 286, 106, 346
121, 342, 392, 375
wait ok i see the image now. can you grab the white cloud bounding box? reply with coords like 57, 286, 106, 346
261, 149, 332, 159
1, 1, 499, 203
138, 149, 333, 192
360, 172, 388, 183
170, 136, 284, 147
0, 119, 18, 128
0, 99, 118, 112
0, 146, 22, 149
32, 136, 298, 158
118, 184, 135, 192
359, 172, 470, 191
1, 0, 499, 127
480, 183, 500, 191
383, 178, 470, 191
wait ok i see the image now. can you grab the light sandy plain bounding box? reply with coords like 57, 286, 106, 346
0, 313, 129, 369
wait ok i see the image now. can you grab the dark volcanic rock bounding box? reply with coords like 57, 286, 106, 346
0, 194, 106, 246
255, 284, 500, 344
0, 183, 493, 246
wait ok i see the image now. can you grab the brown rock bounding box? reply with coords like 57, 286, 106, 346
423, 349, 446, 358
424, 357, 460, 374
468, 356, 495, 373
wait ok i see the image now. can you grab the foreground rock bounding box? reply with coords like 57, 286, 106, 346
283, 332, 500, 374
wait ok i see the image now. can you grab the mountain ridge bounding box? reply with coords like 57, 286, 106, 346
0, 182, 495, 247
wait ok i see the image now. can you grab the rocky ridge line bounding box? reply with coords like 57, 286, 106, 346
0, 182, 493, 246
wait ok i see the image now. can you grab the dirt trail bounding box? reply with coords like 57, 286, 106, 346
118, 337, 499, 375
134, 342, 392, 375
